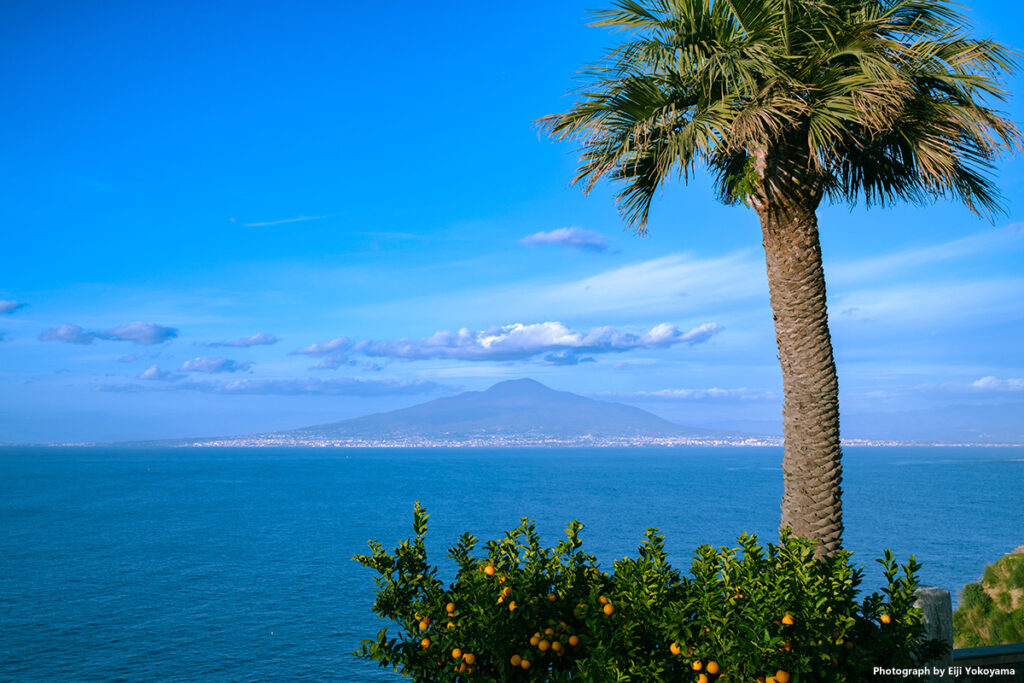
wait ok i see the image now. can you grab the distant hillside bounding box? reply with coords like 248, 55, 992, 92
953, 546, 1024, 647
280, 378, 728, 443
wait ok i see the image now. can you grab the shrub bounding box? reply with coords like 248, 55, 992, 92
354, 504, 945, 681
953, 551, 1024, 648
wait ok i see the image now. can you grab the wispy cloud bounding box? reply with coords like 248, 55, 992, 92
99, 377, 446, 396
241, 215, 327, 228
350, 321, 722, 363
605, 387, 777, 401
292, 336, 352, 370
208, 332, 279, 348
0, 300, 27, 315
521, 227, 609, 252
972, 376, 1024, 391
39, 321, 178, 346
179, 357, 252, 374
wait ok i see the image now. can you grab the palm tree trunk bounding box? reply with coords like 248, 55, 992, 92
758, 198, 843, 558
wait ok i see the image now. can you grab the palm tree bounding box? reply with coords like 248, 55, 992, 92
540, 0, 1021, 557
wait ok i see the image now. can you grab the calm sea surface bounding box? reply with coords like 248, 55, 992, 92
1, 446, 1021, 681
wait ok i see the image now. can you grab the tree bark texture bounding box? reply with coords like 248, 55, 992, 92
758, 199, 844, 558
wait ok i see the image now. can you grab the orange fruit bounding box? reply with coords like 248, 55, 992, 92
599, 595, 609, 604
707, 661, 720, 674
521, 659, 531, 670
697, 675, 709, 683
420, 638, 430, 650
781, 640, 792, 651
463, 653, 476, 665
670, 642, 682, 656
547, 593, 557, 602
451, 648, 462, 659
776, 671, 791, 683
781, 614, 795, 626
446, 622, 456, 630
538, 639, 550, 652
766, 677, 777, 683
603, 603, 615, 615
483, 565, 495, 576
508, 600, 517, 611
692, 660, 703, 671
529, 635, 540, 646
544, 627, 555, 636
568, 635, 580, 647
418, 619, 429, 631
445, 602, 455, 614
880, 614, 892, 624
510, 654, 522, 667
551, 641, 563, 653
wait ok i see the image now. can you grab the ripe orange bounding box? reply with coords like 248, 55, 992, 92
521, 659, 531, 670
451, 648, 462, 659
463, 653, 476, 665
501, 587, 513, 598
603, 603, 615, 615
529, 635, 540, 646
781, 640, 792, 651
510, 654, 522, 666
781, 614, 795, 626
776, 671, 791, 683
697, 675, 709, 683
707, 661, 720, 674
670, 642, 682, 655
445, 602, 455, 614
568, 635, 580, 647
599, 595, 609, 605
420, 638, 430, 650
418, 619, 429, 631
551, 641, 563, 653
483, 565, 495, 576
880, 614, 892, 624
538, 639, 550, 652
692, 660, 703, 671
446, 622, 456, 630
544, 627, 555, 636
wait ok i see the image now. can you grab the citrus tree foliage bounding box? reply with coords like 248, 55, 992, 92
353, 504, 945, 681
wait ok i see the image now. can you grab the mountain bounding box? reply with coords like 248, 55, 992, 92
274, 378, 731, 445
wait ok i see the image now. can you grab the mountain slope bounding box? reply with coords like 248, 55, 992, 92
281, 378, 721, 441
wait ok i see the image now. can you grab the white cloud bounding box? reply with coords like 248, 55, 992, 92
293, 336, 351, 356
179, 357, 252, 373
139, 364, 182, 381
98, 377, 446, 396
972, 376, 1024, 391
353, 321, 722, 362
209, 332, 279, 347
243, 215, 326, 227
609, 387, 777, 401
521, 227, 609, 252
39, 321, 178, 345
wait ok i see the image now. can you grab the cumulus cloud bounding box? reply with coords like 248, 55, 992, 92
209, 332, 279, 348
179, 357, 252, 374
521, 227, 609, 252
293, 336, 352, 356
39, 321, 178, 346
98, 322, 178, 345
0, 300, 27, 314
139, 364, 183, 381
972, 376, 1024, 391
351, 321, 722, 363
40, 323, 96, 344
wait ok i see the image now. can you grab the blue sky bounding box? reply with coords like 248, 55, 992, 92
2, 1, 1023, 443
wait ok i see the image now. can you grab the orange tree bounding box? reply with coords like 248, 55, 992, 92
354, 504, 945, 681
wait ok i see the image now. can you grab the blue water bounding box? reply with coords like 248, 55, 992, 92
1, 446, 1021, 681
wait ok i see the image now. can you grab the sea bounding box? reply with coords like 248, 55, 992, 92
1, 446, 1021, 682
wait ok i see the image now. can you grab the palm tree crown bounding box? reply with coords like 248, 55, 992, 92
542, 0, 1021, 227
